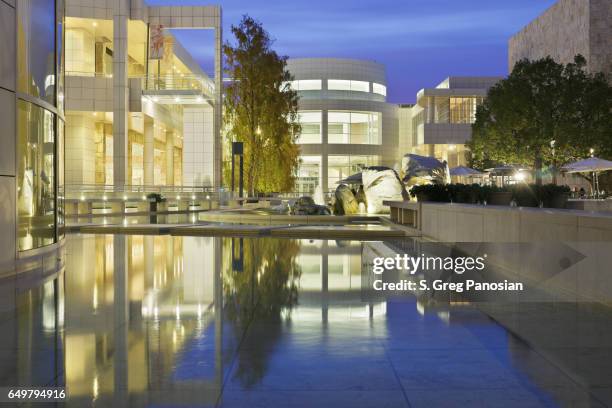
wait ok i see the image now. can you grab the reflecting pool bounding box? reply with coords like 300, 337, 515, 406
1, 235, 611, 407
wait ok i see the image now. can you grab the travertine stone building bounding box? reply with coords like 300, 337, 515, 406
508, 0, 612, 78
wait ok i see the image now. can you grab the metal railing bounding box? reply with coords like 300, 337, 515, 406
66, 71, 214, 96
143, 73, 214, 95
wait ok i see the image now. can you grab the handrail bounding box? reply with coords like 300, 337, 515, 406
66, 71, 214, 95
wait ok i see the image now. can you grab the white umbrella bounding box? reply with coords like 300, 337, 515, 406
561, 157, 612, 197
561, 157, 612, 173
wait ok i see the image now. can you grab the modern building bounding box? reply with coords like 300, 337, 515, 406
0, 0, 224, 272
509, 0, 612, 79
398, 77, 501, 169
1, 0, 65, 266
63, 1, 222, 194
286, 58, 399, 195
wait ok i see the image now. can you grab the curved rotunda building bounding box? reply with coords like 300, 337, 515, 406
286, 58, 399, 195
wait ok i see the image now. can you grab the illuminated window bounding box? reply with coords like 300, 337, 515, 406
295, 156, 322, 195
327, 155, 379, 188
328, 80, 369, 92
373, 83, 387, 96
296, 111, 322, 144
328, 111, 381, 144
288, 80, 322, 91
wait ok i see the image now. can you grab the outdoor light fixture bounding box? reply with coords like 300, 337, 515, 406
102, 195, 107, 201
191, 195, 196, 200
80, 195, 85, 201
176, 195, 180, 200
514, 172, 526, 182
175, 97, 181, 102
123, 195, 128, 201
142, 195, 146, 201
590, 148, 595, 157
206, 195, 210, 200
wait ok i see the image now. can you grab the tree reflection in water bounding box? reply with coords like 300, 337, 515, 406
222, 237, 301, 388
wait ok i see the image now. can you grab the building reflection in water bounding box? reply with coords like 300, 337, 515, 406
55, 235, 382, 404
3, 235, 608, 406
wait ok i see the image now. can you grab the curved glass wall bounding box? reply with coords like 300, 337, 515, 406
17, 101, 56, 251
328, 79, 369, 93
17, 0, 57, 105
328, 111, 381, 144
15, 0, 64, 251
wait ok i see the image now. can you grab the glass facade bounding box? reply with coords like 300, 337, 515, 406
15, 0, 64, 251
17, 0, 57, 105
328, 111, 381, 144
327, 155, 379, 188
17, 101, 56, 251
296, 111, 322, 144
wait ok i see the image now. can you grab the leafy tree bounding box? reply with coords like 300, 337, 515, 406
469, 55, 612, 184
223, 16, 301, 195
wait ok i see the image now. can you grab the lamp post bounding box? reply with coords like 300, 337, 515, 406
550, 140, 557, 185
231, 142, 244, 202
590, 148, 600, 198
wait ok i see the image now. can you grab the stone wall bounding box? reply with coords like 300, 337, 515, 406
508, 0, 611, 78
508, 0, 590, 71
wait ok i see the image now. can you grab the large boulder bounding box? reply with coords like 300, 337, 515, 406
290, 196, 331, 215
334, 184, 359, 215
362, 169, 406, 214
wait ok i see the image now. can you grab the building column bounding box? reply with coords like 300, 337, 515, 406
321, 110, 329, 193
166, 131, 174, 186
213, 9, 223, 188
113, 0, 129, 189
144, 117, 154, 186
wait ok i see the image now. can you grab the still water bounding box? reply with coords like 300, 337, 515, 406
1, 235, 611, 407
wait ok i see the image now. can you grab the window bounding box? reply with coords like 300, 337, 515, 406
450, 97, 483, 124
427, 96, 484, 124
328, 111, 381, 144
17, 0, 57, 105
17, 101, 56, 251
373, 83, 387, 96
328, 80, 370, 92
296, 111, 322, 144
57, 119, 65, 238
327, 155, 379, 188
295, 156, 322, 195
287, 79, 322, 91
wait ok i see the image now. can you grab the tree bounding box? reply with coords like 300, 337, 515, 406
469, 55, 612, 184
223, 16, 301, 195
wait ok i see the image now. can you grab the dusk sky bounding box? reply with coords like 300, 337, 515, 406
145, 0, 558, 103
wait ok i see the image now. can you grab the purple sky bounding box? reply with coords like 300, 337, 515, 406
146, 0, 558, 103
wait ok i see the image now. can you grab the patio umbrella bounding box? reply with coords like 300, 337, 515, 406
449, 166, 484, 177
561, 157, 612, 173
561, 157, 612, 197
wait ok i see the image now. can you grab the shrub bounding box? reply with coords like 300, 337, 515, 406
410, 184, 450, 202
